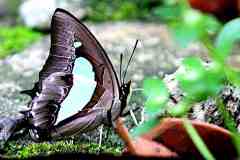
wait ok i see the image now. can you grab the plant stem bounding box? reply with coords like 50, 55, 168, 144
183, 118, 215, 160
216, 97, 240, 155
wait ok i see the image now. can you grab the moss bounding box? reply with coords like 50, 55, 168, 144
0, 26, 42, 59
3, 139, 121, 159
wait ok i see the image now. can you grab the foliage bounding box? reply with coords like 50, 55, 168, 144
131, 118, 159, 137
215, 18, 240, 58
162, 1, 222, 47
86, 0, 148, 21
85, 0, 221, 33
3, 140, 121, 159
176, 57, 223, 102
86, 1, 137, 21
143, 78, 169, 116
131, 1, 240, 159
87, 0, 177, 21
0, 26, 41, 59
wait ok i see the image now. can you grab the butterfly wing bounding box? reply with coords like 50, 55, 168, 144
54, 8, 121, 112
21, 10, 77, 98
57, 9, 119, 109
49, 9, 122, 135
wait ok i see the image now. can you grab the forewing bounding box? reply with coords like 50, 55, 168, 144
53, 9, 120, 111
21, 10, 77, 96
38, 12, 77, 90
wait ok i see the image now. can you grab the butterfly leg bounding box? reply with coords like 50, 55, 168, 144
97, 124, 104, 153
98, 125, 103, 149
129, 109, 139, 126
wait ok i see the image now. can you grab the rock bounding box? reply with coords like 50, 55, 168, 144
0, 36, 50, 116
4, 36, 50, 75
19, 0, 87, 29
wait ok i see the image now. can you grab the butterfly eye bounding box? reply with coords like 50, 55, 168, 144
73, 40, 82, 48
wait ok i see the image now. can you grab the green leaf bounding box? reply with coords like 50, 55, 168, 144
215, 18, 240, 59
130, 118, 159, 137
177, 57, 206, 101
171, 23, 202, 47
204, 62, 224, 94
217, 98, 238, 133
183, 119, 215, 160
162, 0, 178, 5
143, 78, 169, 116
182, 9, 203, 27
168, 98, 192, 117
170, 9, 204, 47
153, 6, 181, 21
177, 57, 223, 101
203, 15, 222, 35
216, 98, 240, 155
170, 7, 220, 47
224, 67, 240, 86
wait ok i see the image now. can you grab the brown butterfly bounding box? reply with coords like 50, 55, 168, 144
0, 8, 137, 144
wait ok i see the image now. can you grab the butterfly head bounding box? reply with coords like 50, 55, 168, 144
121, 80, 131, 97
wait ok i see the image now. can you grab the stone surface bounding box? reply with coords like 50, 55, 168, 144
0, 36, 50, 116
19, 0, 87, 29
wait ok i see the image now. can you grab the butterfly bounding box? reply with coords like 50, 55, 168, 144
0, 8, 138, 143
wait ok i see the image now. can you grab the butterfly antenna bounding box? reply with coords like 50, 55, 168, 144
122, 40, 139, 83
119, 53, 123, 85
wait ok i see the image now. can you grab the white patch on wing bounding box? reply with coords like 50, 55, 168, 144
73, 41, 82, 48
56, 58, 96, 123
